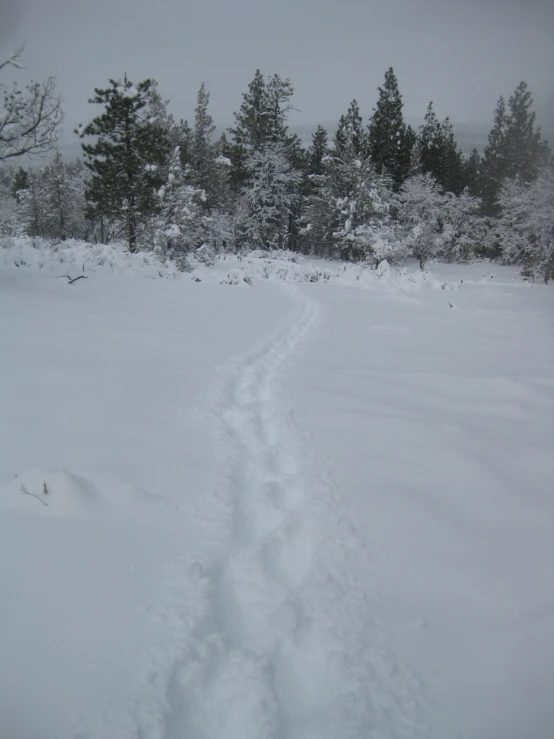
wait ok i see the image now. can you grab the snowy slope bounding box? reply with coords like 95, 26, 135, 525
1, 246, 553, 739
287, 263, 554, 739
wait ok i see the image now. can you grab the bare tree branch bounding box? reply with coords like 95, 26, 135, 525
0, 46, 24, 74
20, 483, 48, 507
0, 45, 64, 162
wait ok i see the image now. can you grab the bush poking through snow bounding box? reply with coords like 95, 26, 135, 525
0, 236, 181, 278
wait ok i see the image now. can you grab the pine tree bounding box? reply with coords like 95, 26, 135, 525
416, 103, 464, 194
231, 69, 270, 150
229, 71, 302, 249
304, 150, 390, 261
480, 84, 550, 216
153, 145, 206, 264
77, 75, 171, 251
42, 151, 68, 240
480, 96, 509, 215
228, 70, 297, 194
300, 126, 332, 254
11, 166, 29, 199
228, 69, 269, 192
265, 74, 295, 143
17, 169, 43, 237
308, 125, 329, 177
367, 68, 415, 188
505, 82, 550, 182
176, 119, 193, 170
334, 99, 365, 162
237, 142, 302, 250
42, 153, 88, 240
188, 83, 230, 210
463, 148, 481, 195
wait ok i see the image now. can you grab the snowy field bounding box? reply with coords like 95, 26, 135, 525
0, 242, 553, 739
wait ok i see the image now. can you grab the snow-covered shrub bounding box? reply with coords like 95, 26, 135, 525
393, 173, 448, 269
497, 166, 554, 283
195, 243, 216, 266
0, 236, 180, 278
439, 189, 484, 263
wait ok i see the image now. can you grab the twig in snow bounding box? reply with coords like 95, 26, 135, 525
20, 484, 48, 507
56, 274, 88, 283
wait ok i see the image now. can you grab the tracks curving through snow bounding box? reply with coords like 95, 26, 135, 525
82, 285, 437, 739
159, 285, 434, 739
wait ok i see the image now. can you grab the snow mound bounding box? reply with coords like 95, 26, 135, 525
0, 237, 180, 279
0, 237, 455, 291
245, 248, 299, 262
0, 469, 165, 518
214, 254, 452, 291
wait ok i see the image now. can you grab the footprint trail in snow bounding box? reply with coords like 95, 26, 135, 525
83, 286, 440, 739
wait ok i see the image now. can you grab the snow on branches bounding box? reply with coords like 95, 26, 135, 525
0, 46, 63, 162
497, 166, 554, 283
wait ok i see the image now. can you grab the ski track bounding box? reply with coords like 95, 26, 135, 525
80, 285, 436, 739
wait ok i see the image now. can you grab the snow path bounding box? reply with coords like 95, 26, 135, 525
83, 284, 435, 739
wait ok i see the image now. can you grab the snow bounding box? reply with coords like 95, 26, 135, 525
1, 244, 553, 739
0, 236, 180, 278
215, 155, 232, 167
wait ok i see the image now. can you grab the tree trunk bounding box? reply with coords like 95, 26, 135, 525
128, 215, 137, 253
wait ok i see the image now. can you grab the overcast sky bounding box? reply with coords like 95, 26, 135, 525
2, 0, 553, 137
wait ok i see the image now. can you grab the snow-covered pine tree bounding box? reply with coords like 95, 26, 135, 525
144, 81, 178, 151
176, 119, 193, 170
265, 74, 296, 144
153, 145, 206, 265
77, 75, 171, 251
228, 71, 303, 251
367, 68, 415, 189
415, 103, 464, 194
188, 83, 230, 211
301, 102, 393, 261
480, 84, 550, 216
227, 70, 269, 192
480, 96, 509, 215
237, 142, 302, 250
308, 125, 329, 178
334, 100, 366, 162
228, 70, 298, 194
0, 167, 22, 236
463, 148, 481, 195
497, 165, 554, 283
41, 151, 88, 240
300, 125, 331, 254
504, 82, 550, 183
10, 166, 29, 199
16, 167, 44, 237
10, 155, 88, 240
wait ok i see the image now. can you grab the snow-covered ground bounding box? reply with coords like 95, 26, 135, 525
1, 242, 553, 739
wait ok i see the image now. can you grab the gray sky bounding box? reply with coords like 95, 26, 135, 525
2, 0, 553, 139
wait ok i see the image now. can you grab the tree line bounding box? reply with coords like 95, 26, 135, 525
1, 50, 552, 281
